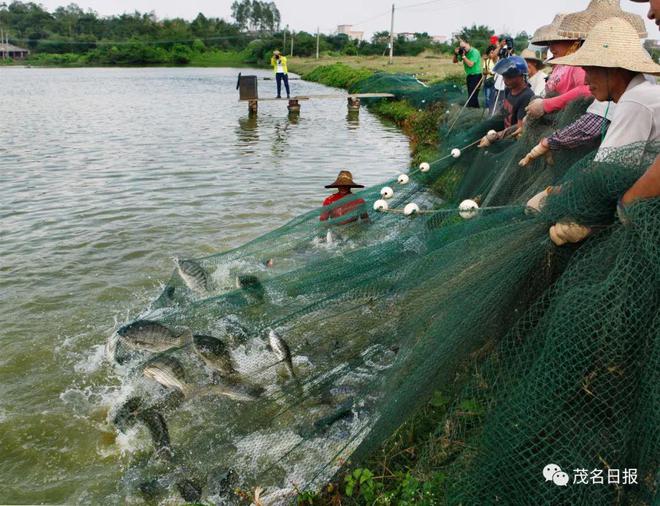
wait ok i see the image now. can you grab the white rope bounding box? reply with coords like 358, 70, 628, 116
446, 74, 484, 136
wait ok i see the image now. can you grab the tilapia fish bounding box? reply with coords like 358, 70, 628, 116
193, 334, 237, 378
112, 396, 172, 461
143, 356, 190, 396
175, 258, 210, 293
117, 320, 191, 353
235, 274, 265, 302
269, 329, 295, 378
144, 356, 261, 402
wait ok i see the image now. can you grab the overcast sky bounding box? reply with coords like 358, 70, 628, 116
35, 0, 658, 40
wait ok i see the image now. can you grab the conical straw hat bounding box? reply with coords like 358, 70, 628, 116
551, 17, 660, 75
325, 170, 365, 188
531, 14, 575, 45
558, 0, 647, 39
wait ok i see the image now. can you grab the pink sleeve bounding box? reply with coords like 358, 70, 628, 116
543, 84, 591, 113
543, 66, 591, 114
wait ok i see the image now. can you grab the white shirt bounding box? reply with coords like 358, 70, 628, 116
587, 99, 616, 121
276, 60, 284, 73
596, 74, 660, 162
528, 71, 547, 97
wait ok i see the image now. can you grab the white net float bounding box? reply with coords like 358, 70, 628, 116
373, 199, 389, 212
451, 148, 461, 159
419, 162, 430, 173
404, 203, 419, 216
459, 199, 480, 219
397, 174, 410, 185
380, 186, 394, 199
487, 129, 498, 141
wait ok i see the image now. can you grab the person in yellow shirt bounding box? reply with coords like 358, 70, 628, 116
270, 50, 290, 99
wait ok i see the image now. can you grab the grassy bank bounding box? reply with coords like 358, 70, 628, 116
289, 54, 461, 84
291, 61, 462, 190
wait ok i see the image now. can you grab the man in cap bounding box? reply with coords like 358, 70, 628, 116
270, 50, 290, 99
479, 56, 535, 148
530, 17, 660, 245
320, 171, 369, 225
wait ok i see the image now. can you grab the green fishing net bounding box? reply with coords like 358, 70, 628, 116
105, 73, 659, 505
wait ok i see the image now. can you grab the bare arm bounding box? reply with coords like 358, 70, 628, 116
621, 155, 660, 205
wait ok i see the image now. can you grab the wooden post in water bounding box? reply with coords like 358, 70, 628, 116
347, 97, 361, 113
248, 100, 258, 114
287, 99, 301, 113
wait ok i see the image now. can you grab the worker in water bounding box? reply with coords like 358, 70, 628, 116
320, 171, 369, 225
270, 50, 290, 99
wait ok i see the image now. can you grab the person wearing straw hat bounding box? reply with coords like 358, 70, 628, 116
270, 50, 290, 99
540, 17, 660, 245
320, 170, 369, 225
519, 1, 648, 167
525, 13, 590, 119
521, 49, 548, 96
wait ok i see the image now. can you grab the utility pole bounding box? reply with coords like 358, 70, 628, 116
316, 27, 320, 59
290, 32, 294, 57
283, 25, 287, 52
388, 3, 395, 64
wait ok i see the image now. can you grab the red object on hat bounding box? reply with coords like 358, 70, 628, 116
490, 35, 499, 45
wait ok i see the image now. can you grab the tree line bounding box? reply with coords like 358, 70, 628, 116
0, 1, 530, 66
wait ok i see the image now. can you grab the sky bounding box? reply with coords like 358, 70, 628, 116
35, 0, 658, 40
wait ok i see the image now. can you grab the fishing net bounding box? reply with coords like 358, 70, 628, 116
104, 72, 659, 505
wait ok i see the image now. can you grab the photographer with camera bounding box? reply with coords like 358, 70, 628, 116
453, 39, 483, 108
497, 35, 515, 59
270, 50, 291, 99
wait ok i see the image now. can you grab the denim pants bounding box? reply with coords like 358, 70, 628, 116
276, 73, 290, 98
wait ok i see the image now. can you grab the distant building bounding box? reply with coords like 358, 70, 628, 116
337, 25, 364, 41
0, 43, 29, 59
397, 32, 417, 42
432, 35, 448, 44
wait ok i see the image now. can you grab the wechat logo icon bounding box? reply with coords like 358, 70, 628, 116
543, 464, 569, 486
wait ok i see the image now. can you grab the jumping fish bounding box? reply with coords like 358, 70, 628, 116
268, 329, 295, 378
235, 274, 265, 303
193, 335, 237, 378
117, 320, 192, 353
112, 397, 173, 461
175, 258, 210, 294
144, 356, 261, 402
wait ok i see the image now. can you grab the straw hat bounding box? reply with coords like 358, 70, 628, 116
551, 17, 660, 75
520, 48, 546, 68
531, 14, 576, 45
325, 170, 365, 189
273, 49, 281, 55
557, 0, 647, 39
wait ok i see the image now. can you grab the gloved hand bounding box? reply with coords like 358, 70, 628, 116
519, 139, 551, 167
526, 187, 551, 212
478, 130, 500, 149
525, 98, 545, 119
549, 222, 592, 246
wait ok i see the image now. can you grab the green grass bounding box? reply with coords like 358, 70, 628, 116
188, 49, 251, 67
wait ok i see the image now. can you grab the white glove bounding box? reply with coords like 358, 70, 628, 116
478, 130, 500, 149
526, 98, 545, 119
549, 222, 592, 246
519, 141, 550, 167
526, 188, 550, 213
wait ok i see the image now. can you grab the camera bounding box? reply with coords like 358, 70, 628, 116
457, 47, 466, 58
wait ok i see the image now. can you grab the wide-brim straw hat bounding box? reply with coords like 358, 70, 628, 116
531, 14, 576, 45
273, 50, 281, 55
551, 17, 660, 75
325, 170, 365, 188
557, 0, 647, 39
520, 48, 546, 68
